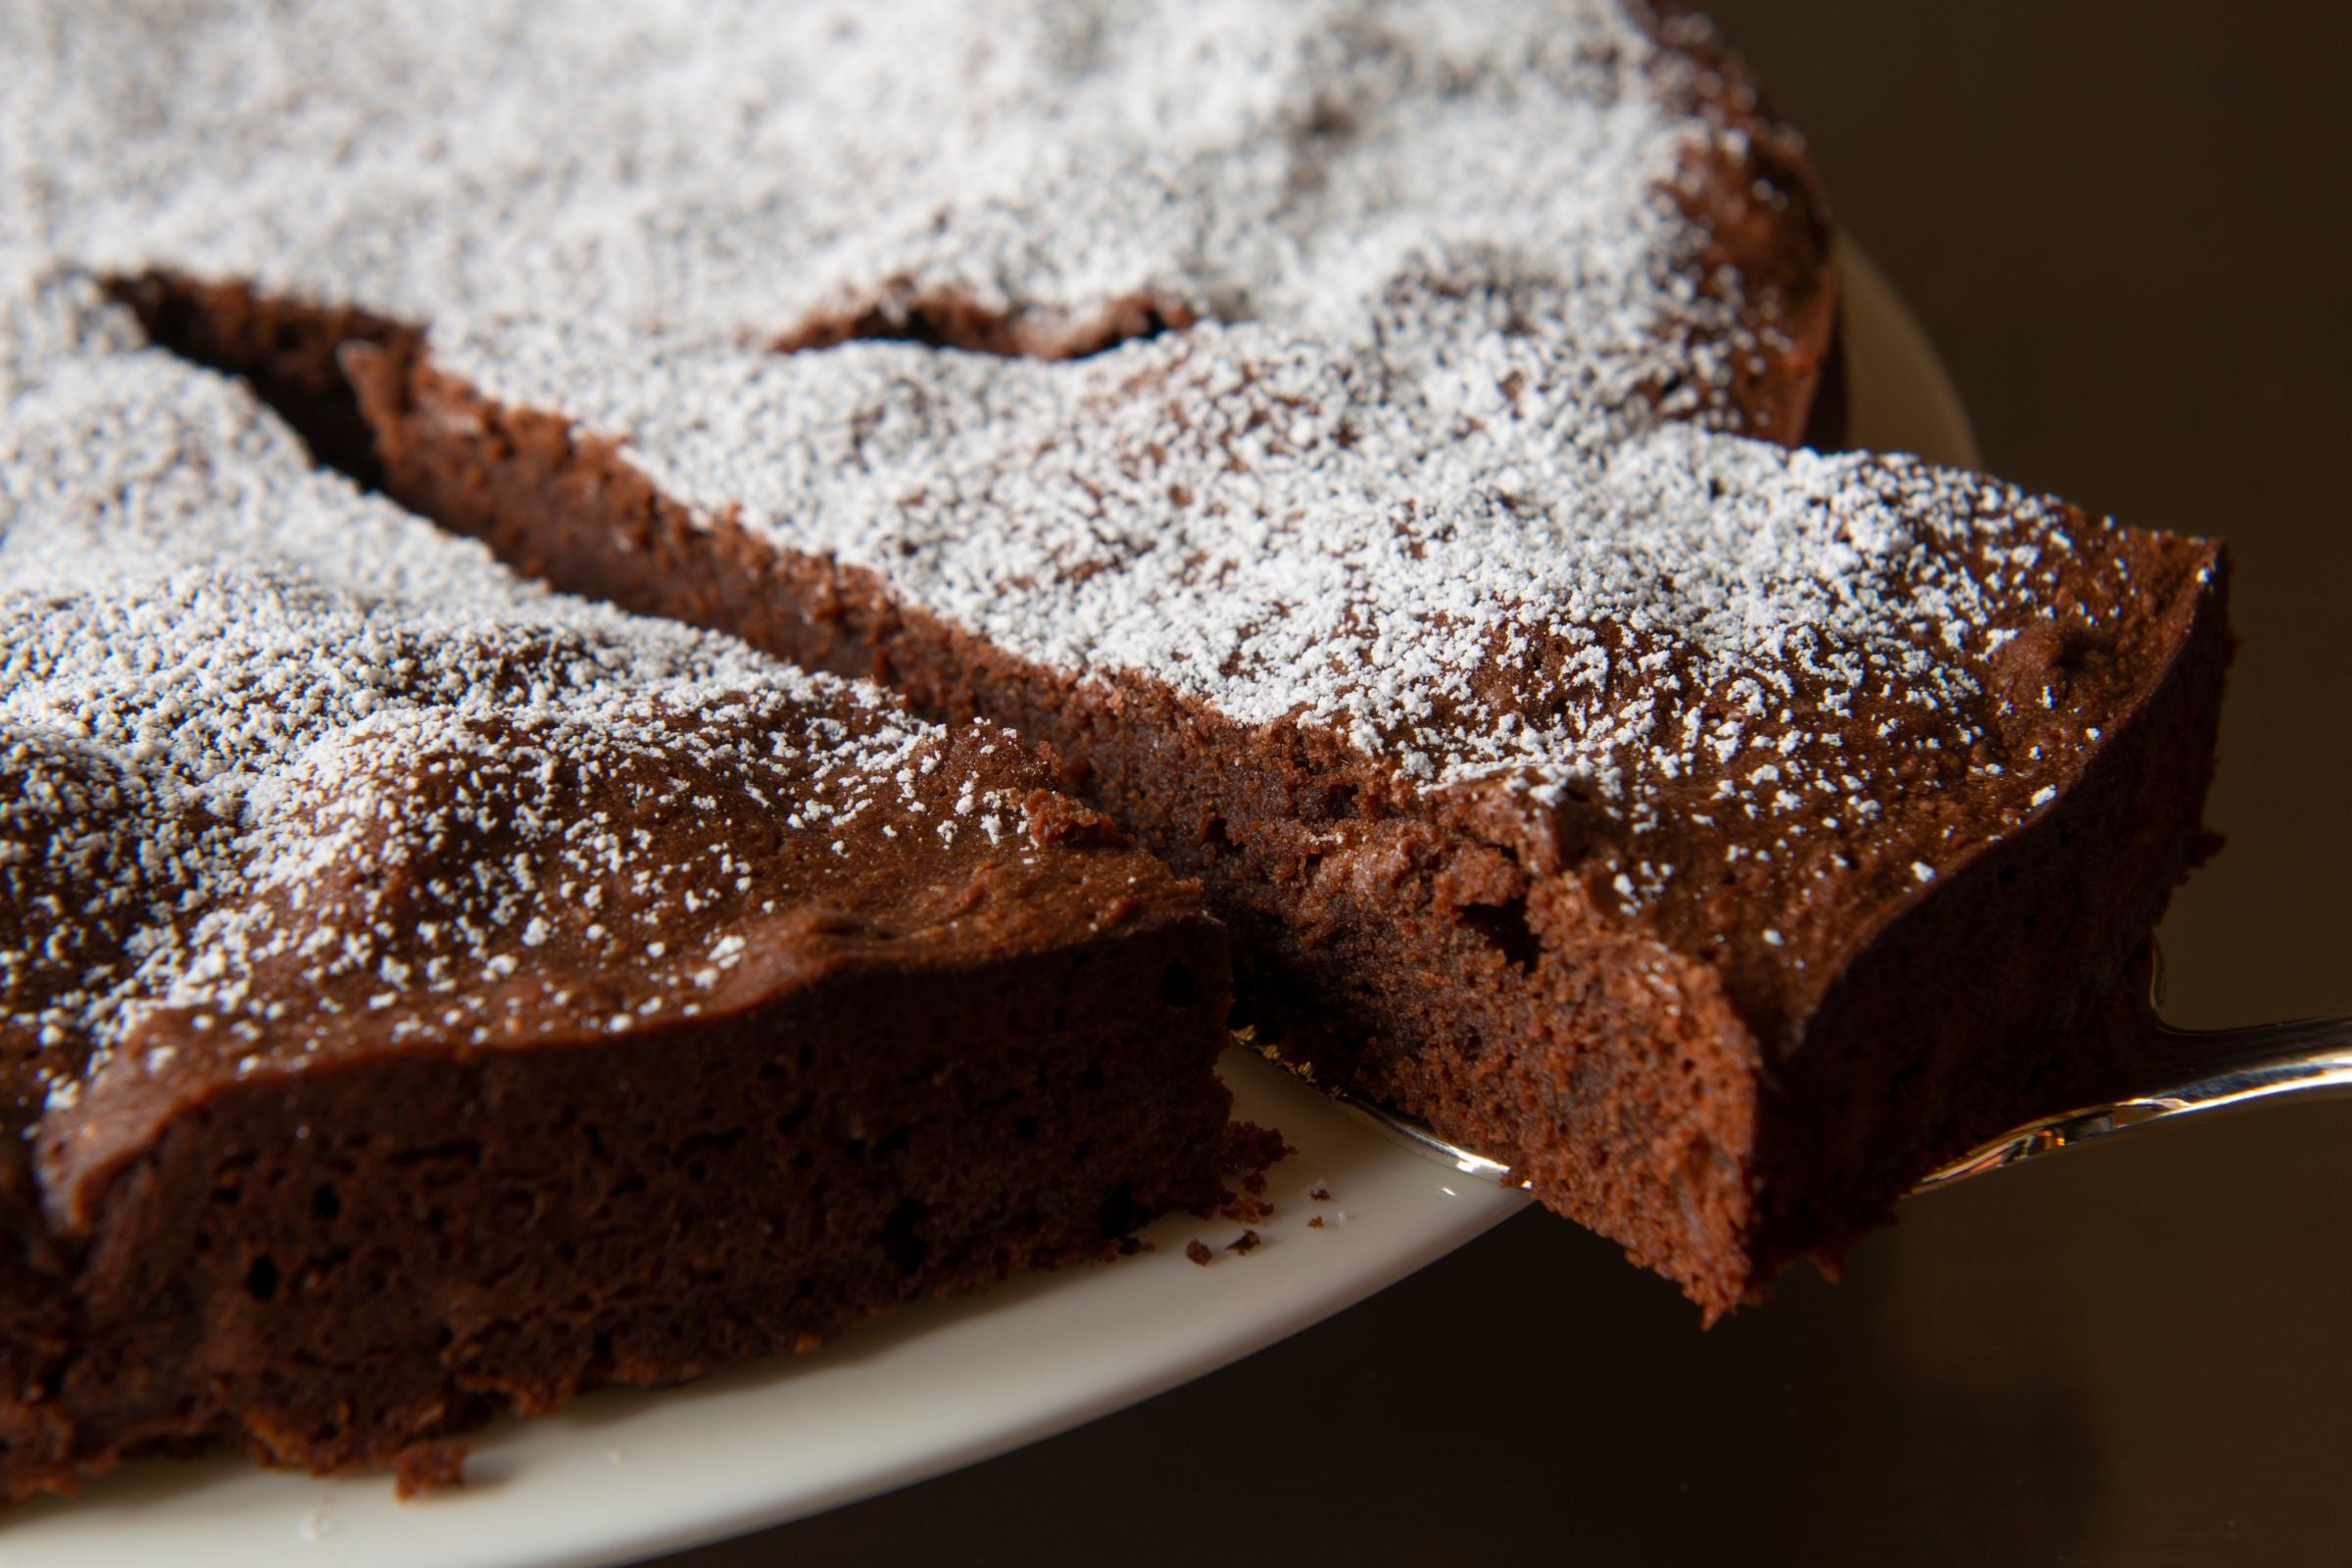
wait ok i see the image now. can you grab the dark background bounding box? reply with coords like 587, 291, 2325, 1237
670, 6, 2352, 1562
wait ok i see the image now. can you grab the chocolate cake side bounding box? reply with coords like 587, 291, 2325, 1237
347, 340, 2229, 1316
1636, 0, 1839, 446
16, 879, 1230, 1495
0, 286, 1240, 1498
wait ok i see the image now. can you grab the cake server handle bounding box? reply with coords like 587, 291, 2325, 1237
1303, 1009, 2352, 1195
1909, 1010, 2352, 1190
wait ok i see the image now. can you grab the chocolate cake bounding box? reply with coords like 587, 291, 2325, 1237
0, 271, 1238, 1498
347, 306, 2228, 1317
0, 0, 2226, 1340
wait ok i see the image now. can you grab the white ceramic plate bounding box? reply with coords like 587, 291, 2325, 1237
0, 248, 1974, 1568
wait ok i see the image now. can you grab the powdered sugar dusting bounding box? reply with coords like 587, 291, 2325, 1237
2, 0, 1762, 424
440, 312, 2110, 882
0, 276, 1017, 1118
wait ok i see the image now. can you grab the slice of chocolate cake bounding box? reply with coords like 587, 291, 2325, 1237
0, 273, 1238, 1499
346, 310, 2229, 1318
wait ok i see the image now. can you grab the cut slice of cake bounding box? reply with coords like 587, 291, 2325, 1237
347, 310, 2229, 1317
0, 273, 1240, 1498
